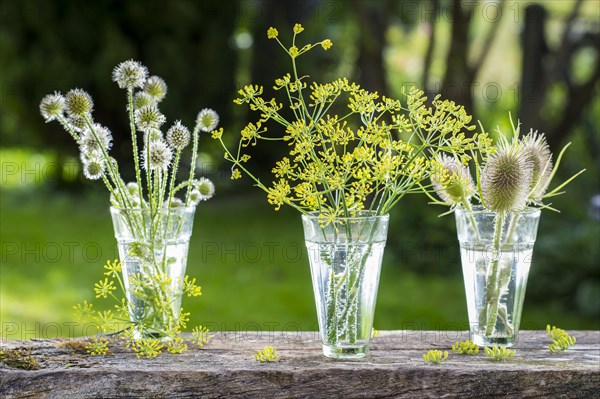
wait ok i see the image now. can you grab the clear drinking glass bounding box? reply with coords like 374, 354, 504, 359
111, 206, 195, 337
302, 212, 389, 359
455, 206, 540, 347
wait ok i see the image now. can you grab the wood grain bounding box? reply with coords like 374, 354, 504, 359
1, 330, 599, 398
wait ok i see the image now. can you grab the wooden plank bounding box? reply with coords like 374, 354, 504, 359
1, 331, 599, 398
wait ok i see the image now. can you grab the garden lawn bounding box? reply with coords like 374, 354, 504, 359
0, 190, 596, 339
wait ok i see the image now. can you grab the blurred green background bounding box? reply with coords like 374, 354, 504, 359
1, 0, 599, 338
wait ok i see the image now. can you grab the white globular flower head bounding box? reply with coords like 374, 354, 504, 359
144, 140, 172, 171
164, 197, 184, 208
40, 92, 66, 122
196, 108, 219, 132
135, 105, 166, 132
192, 177, 215, 202
112, 60, 148, 90
132, 92, 155, 110
522, 130, 553, 202
126, 182, 140, 197
431, 153, 475, 205
144, 76, 168, 102
82, 157, 105, 180
80, 124, 113, 153
166, 120, 191, 151
65, 88, 94, 117
67, 115, 88, 132
481, 141, 534, 213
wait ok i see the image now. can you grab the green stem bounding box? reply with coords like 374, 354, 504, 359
484, 211, 505, 336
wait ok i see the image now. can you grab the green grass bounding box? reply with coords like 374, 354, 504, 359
1, 189, 597, 339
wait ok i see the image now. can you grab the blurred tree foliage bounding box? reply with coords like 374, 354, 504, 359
1, 0, 598, 319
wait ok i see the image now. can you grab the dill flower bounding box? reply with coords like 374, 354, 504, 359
144, 140, 172, 171
39, 92, 65, 122
481, 143, 533, 213
112, 59, 148, 90
65, 88, 94, 117
431, 153, 475, 205
196, 108, 219, 132
267, 27, 278, 39
166, 120, 191, 151
144, 76, 167, 102
132, 92, 155, 110
80, 124, 113, 153
522, 131, 553, 202
293, 23, 304, 34
135, 105, 166, 132
321, 39, 333, 50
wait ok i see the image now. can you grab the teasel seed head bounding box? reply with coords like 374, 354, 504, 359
431, 153, 475, 205
481, 142, 534, 212
522, 130, 553, 202
143, 139, 172, 171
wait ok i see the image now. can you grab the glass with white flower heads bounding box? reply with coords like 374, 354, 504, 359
40, 60, 219, 338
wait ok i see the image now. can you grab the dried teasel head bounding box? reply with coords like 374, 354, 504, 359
431, 153, 475, 205
481, 140, 534, 213
521, 130, 553, 202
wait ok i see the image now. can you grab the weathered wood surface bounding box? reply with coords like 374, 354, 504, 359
1, 330, 599, 398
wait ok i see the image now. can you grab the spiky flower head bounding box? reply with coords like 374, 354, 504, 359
145, 128, 164, 143
196, 108, 219, 132
431, 153, 475, 204
143, 140, 172, 171
165, 197, 184, 208
40, 92, 65, 122
65, 88, 94, 117
522, 130, 553, 202
80, 124, 113, 154
67, 115, 88, 132
82, 156, 105, 180
481, 141, 533, 212
144, 76, 167, 102
126, 182, 140, 197
112, 60, 148, 90
135, 105, 166, 132
166, 120, 191, 151
132, 92, 155, 110
192, 177, 215, 202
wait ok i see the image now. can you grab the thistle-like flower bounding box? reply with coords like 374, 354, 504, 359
522, 131, 553, 202
481, 142, 533, 213
112, 60, 148, 90
82, 157, 105, 180
65, 88, 94, 117
39, 92, 65, 122
132, 92, 155, 110
80, 124, 113, 153
431, 153, 475, 205
196, 108, 219, 132
195, 177, 215, 201
126, 182, 140, 197
135, 105, 166, 132
144, 76, 167, 102
144, 140, 172, 171
166, 121, 191, 151
67, 115, 88, 132
165, 197, 184, 208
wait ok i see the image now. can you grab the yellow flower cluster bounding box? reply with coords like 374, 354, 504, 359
216, 24, 491, 222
